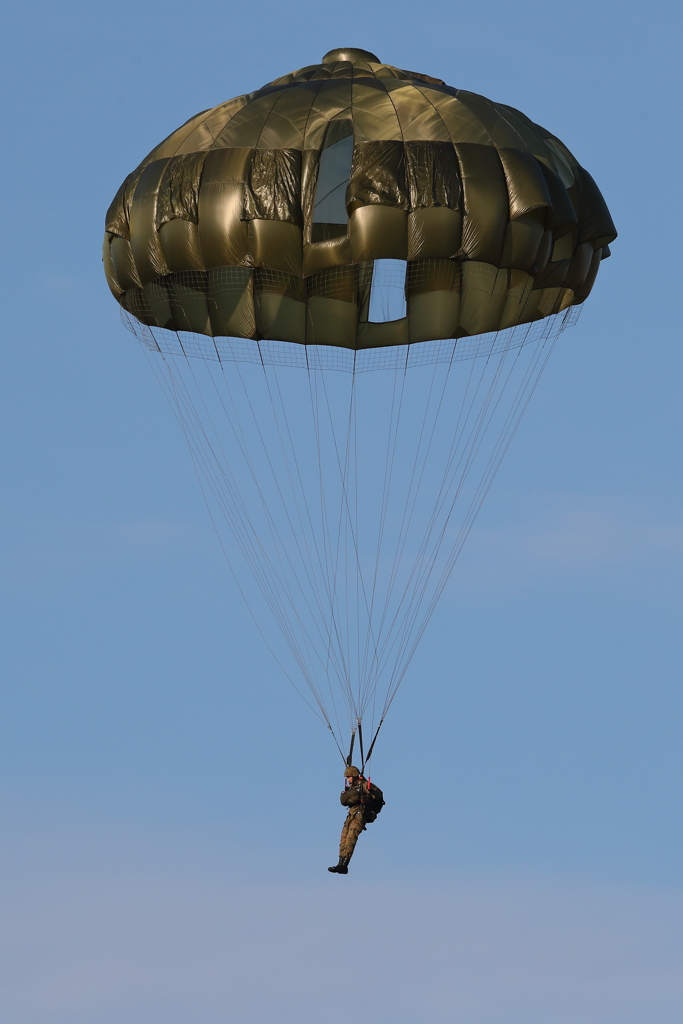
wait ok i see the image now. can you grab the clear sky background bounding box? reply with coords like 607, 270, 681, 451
1, 2, 682, 1022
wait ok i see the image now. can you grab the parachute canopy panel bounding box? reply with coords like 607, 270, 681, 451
103, 50, 616, 350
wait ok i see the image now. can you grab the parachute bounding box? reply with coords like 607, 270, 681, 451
103, 48, 616, 766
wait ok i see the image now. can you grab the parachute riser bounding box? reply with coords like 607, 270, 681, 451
345, 727, 356, 767
343, 717, 384, 774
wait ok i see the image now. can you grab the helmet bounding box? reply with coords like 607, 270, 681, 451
344, 765, 360, 777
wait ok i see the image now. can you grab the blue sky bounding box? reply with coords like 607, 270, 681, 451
2, 1, 682, 1021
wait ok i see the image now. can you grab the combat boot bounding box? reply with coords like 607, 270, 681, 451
327, 856, 350, 874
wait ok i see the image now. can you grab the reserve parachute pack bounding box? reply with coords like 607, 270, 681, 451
362, 781, 385, 823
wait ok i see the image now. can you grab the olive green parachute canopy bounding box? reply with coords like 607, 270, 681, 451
103, 51, 617, 762
103, 48, 616, 348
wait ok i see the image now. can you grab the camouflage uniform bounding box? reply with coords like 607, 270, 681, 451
339, 805, 366, 859
338, 781, 368, 861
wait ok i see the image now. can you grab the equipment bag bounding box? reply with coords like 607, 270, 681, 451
362, 782, 385, 823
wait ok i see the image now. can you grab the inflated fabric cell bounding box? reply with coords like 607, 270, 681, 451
349, 206, 408, 262
109, 236, 141, 291
129, 160, 170, 284
159, 219, 204, 273
198, 182, 249, 268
